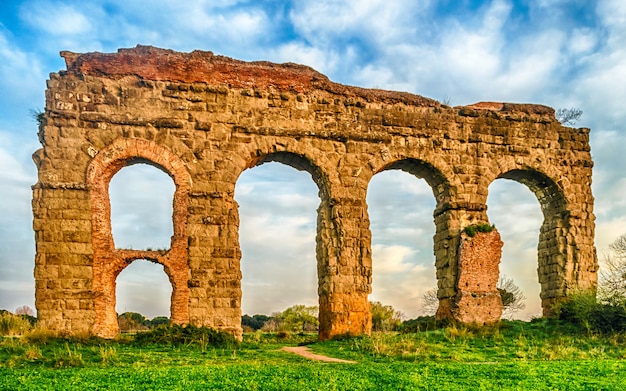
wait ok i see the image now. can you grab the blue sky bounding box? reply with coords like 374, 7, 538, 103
1, 0, 625, 320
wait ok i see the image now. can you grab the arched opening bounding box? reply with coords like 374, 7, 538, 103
116, 259, 172, 331
109, 163, 175, 250
488, 169, 569, 318
87, 139, 192, 338
367, 170, 437, 319
487, 179, 543, 319
235, 154, 320, 325
108, 163, 175, 330
367, 159, 450, 321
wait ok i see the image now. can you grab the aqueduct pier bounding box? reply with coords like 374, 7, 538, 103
32, 46, 597, 339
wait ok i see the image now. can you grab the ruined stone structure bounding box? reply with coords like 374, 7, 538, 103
32, 46, 597, 339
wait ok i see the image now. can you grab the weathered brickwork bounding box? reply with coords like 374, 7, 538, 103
32, 46, 597, 339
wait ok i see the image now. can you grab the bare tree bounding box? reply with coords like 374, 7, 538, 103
556, 107, 583, 126
421, 275, 526, 319
14, 305, 35, 317
421, 288, 440, 316
498, 275, 526, 319
599, 234, 626, 305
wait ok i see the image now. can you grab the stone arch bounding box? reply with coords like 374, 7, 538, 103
373, 159, 453, 204
368, 158, 457, 318
488, 167, 571, 314
237, 150, 340, 338
87, 138, 192, 338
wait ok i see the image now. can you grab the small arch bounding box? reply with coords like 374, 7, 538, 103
109, 163, 175, 250
116, 259, 172, 327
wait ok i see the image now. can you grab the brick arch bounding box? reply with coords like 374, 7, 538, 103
87, 138, 192, 338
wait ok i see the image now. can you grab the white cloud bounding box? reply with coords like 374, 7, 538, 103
109, 164, 175, 250
270, 42, 341, 75
370, 244, 434, 318
20, 2, 91, 35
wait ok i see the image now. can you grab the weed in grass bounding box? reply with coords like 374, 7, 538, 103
24, 345, 42, 360
444, 325, 473, 343
23, 328, 57, 345
52, 343, 84, 368
96, 345, 117, 365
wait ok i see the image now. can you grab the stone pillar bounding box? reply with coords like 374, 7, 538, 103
187, 184, 243, 340
32, 183, 95, 334
317, 197, 372, 340
433, 208, 458, 320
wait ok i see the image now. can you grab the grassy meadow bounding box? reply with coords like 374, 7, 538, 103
1, 320, 626, 390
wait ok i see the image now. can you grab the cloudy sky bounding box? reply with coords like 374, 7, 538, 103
1, 0, 625, 320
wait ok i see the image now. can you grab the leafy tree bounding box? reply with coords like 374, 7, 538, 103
118, 312, 148, 333
146, 316, 170, 328
370, 301, 403, 332
261, 305, 319, 333
242, 314, 270, 331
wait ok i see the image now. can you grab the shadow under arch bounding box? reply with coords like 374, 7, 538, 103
86, 138, 192, 338
238, 150, 330, 334
494, 168, 570, 314
376, 159, 452, 204
245, 151, 329, 195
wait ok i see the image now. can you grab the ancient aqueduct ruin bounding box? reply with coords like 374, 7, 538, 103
32, 46, 597, 339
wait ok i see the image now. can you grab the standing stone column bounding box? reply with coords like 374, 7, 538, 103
32, 183, 94, 334
317, 196, 372, 340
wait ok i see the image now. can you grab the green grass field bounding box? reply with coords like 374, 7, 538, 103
1, 320, 625, 390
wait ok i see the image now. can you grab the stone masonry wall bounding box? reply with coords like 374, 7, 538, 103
32, 46, 597, 339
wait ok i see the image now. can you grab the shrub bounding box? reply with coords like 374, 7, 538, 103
132, 324, 237, 348
463, 223, 495, 237
400, 316, 451, 333
555, 291, 626, 334
0, 312, 32, 336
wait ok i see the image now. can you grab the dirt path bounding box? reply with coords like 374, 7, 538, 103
280, 346, 356, 364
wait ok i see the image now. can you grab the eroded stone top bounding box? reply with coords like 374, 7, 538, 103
60, 45, 555, 119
